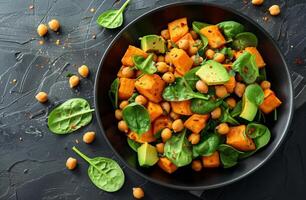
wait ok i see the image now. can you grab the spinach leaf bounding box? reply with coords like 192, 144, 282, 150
244, 84, 264, 106
96, 0, 130, 29
184, 66, 201, 90
133, 54, 157, 74
192, 21, 210, 51
220, 107, 239, 125
48, 98, 94, 134
232, 52, 259, 84
231, 100, 242, 117
193, 133, 220, 157
191, 98, 222, 114
257, 68, 267, 82
109, 78, 119, 108
218, 144, 244, 168
122, 103, 151, 135
164, 129, 192, 167
218, 21, 245, 39
232, 32, 258, 50
162, 77, 209, 101
219, 47, 234, 60
246, 123, 268, 139
127, 138, 141, 152
128, 93, 139, 103
72, 146, 125, 192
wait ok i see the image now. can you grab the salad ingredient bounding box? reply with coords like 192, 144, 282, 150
188, 133, 200, 145
122, 45, 147, 67
83, 131, 96, 144
233, 52, 259, 84
153, 116, 172, 134
245, 47, 266, 68
161, 102, 171, 114
119, 100, 129, 109
217, 21, 244, 39
234, 82, 246, 97
35, 91, 48, 103
168, 48, 193, 75
170, 111, 180, 120
196, 60, 230, 85
156, 143, 165, 154
156, 62, 169, 73
240, 95, 258, 121
226, 97, 237, 109
133, 54, 157, 74
66, 157, 78, 170
37, 24, 48, 36
127, 138, 141, 152
213, 53, 225, 63
121, 67, 134, 78
216, 123, 230, 135
220, 107, 240, 125
162, 72, 175, 83
269, 5, 281, 16
191, 160, 202, 171
48, 19, 60, 31
192, 133, 220, 157
161, 29, 170, 40
168, 17, 189, 42
158, 157, 177, 174
118, 78, 135, 99
178, 39, 190, 50
184, 66, 201, 90
69, 75, 80, 88
232, 32, 258, 50
140, 35, 166, 53
191, 98, 222, 114
137, 143, 159, 167
215, 85, 228, 98
135, 95, 147, 106
259, 89, 282, 114
226, 125, 255, 151
157, 55, 165, 62
244, 84, 264, 106
184, 114, 209, 134
224, 76, 236, 93
78, 65, 90, 78
118, 120, 129, 133
200, 25, 226, 48
72, 146, 125, 192
48, 98, 94, 134
218, 144, 243, 168
133, 187, 144, 199
196, 80, 209, 93
211, 107, 222, 119
147, 102, 163, 122
252, 0, 264, 6
96, 0, 130, 29
170, 101, 193, 115
260, 80, 271, 90
161, 128, 172, 142
205, 49, 215, 59
202, 151, 220, 168
172, 119, 184, 133
109, 78, 120, 109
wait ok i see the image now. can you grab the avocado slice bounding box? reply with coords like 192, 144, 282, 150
140, 35, 166, 54
137, 142, 159, 167
240, 94, 258, 121
195, 60, 230, 85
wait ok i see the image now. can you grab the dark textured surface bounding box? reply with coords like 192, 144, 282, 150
0, 0, 305, 199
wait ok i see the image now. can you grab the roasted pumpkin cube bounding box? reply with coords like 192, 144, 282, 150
168, 17, 189, 42
259, 91, 282, 114
153, 116, 172, 134
118, 78, 135, 100
224, 76, 236, 93
200, 25, 226, 49
202, 151, 220, 168
226, 125, 256, 151
158, 157, 177, 174
170, 101, 193, 115
128, 129, 156, 143
184, 114, 210, 134
175, 33, 195, 48
168, 48, 193, 75
121, 45, 148, 66
147, 102, 163, 122
245, 47, 266, 68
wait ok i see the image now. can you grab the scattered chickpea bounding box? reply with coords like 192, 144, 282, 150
216, 123, 230, 135
234, 82, 246, 97
161, 29, 170, 40
156, 143, 165, 154
66, 157, 77, 170
188, 46, 198, 56
188, 133, 200, 145
152, 53, 158, 62
121, 67, 134, 78
260, 80, 271, 90
161, 128, 172, 142
168, 66, 174, 73
161, 102, 171, 114
78, 65, 89, 78
165, 53, 172, 64
215, 85, 228, 98
162, 72, 175, 83
213, 53, 225, 63
191, 160, 202, 171
252, 0, 264, 6
170, 111, 180, 120
135, 95, 147, 105
115, 109, 123, 120
226, 97, 237, 109
119, 100, 129, 109
69, 75, 80, 88
205, 49, 215, 59
196, 80, 208, 94
211, 107, 222, 119
178, 39, 189, 50
48, 19, 60, 31
118, 120, 129, 133
172, 119, 184, 133
157, 55, 165, 62
37, 24, 48, 37
35, 91, 48, 103
156, 62, 169, 73
83, 131, 96, 144
190, 30, 198, 40
133, 187, 144, 199
191, 55, 204, 66
269, 5, 280, 16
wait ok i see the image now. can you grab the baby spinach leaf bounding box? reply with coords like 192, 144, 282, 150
47, 98, 94, 134
164, 129, 192, 167
218, 144, 244, 168
122, 103, 150, 135
231, 100, 242, 117
193, 133, 220, 157
233, 52, 259, 84
162, 77, 209, 101
232, 32, 258, 50
127, 138, 141, 152
257, 68, 267, 82
192, 21, 210, 50
244, 84, 264, 106
128, 93, 139, 103
184, 66, 201, 90
218, 21, 245, 39
72, 146, 125, 192
219, 47, 234, 60
246, 123, 268, 139
109, 78, 119, 108
133, 54, 157, 74
220, 107, 239, 125
96, 0, 130, 29
191, 98, 222, 114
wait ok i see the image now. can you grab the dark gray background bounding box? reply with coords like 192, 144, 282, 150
0, 0, 306, 199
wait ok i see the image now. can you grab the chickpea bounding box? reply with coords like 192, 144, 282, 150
156, 62, 169, 73
48, 19, 60, 31
205, 49, 215, 59
215, 85, 228, 98
119, 100, 129, 109
252, 0, 264, 6
216, 123, 230, 135
37, 24, 48, 36
118, 120, 129, 133
269, 5, 280, 16
133, 187, 144, 199
115, 109, 123, 120
162, 72, 175, 83
178, 39, 189, 50
78, 65, 89, 78
121, 67, 134, 78
190, 30, 198, 40
156, 143, 164, 154
234, 82, 246, 97
83, 131, 96, 144
191, 160, 202, 171
196, 80, 208, 94
170, 111, 180, 120
35, 91, 48, 103
66, 157, 77, 170
161, 128, 172, 142
168, 66, 174, 73
161, 29, 170, 40
191, 55, 204, 66
161, 102, 171, 114
135, 95, 147, 105
261, 80, 271, 90
188, 133, 200, 145
211, 107, 222, 119
157, 55, 165, 62
226, 97, 236, 109
172, 119, 184, 133
152, 53, 158, 62
213, 53, 225, 63
69, 75, 80, 88
165, 53, 172, 64
188, 46, 198, 56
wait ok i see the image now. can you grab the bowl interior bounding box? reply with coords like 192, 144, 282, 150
95, 3, 292, 190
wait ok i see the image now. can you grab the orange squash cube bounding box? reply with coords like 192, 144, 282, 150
259, 92, 282, 114
245, 47, 266, 68
202, 151, 220, 168
158, 157, 177, 174
200, 25, 226, 49
168, 17, 189, 42
226, 125, 256, 151
153, 116, 172, 134
147, 102, 163, 122
121, 45, 147, 66
168, 48, 193, 75
184, 114, 210, 134
118, 78, 135, 100
170, 101, 193, 115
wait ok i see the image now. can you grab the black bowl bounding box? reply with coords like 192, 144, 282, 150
94, 2, 293, 190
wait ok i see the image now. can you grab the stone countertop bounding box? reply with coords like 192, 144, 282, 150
0, 0, 306, 199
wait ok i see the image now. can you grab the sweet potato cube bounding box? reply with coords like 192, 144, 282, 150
224, 76, 236, 93
121, 45, 148, 66
263, 89, 274, 98
170, 101, 193, 115
226, 125, 256, 151
168, 17, 189, 42
158, 157, 177, 174
259, 93, 282, 114
200, 25, 226, 49
118, 78, 135, 100
169, 48, 193, 75
147, 102, 163, 122
128, 129, 156, 143
135, 74, 165, 103
184, 114, 210, 134
245, 47, 266, 68
176, 33, 195, 48
202, 151, 220, 168
153, 116, 172, 134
